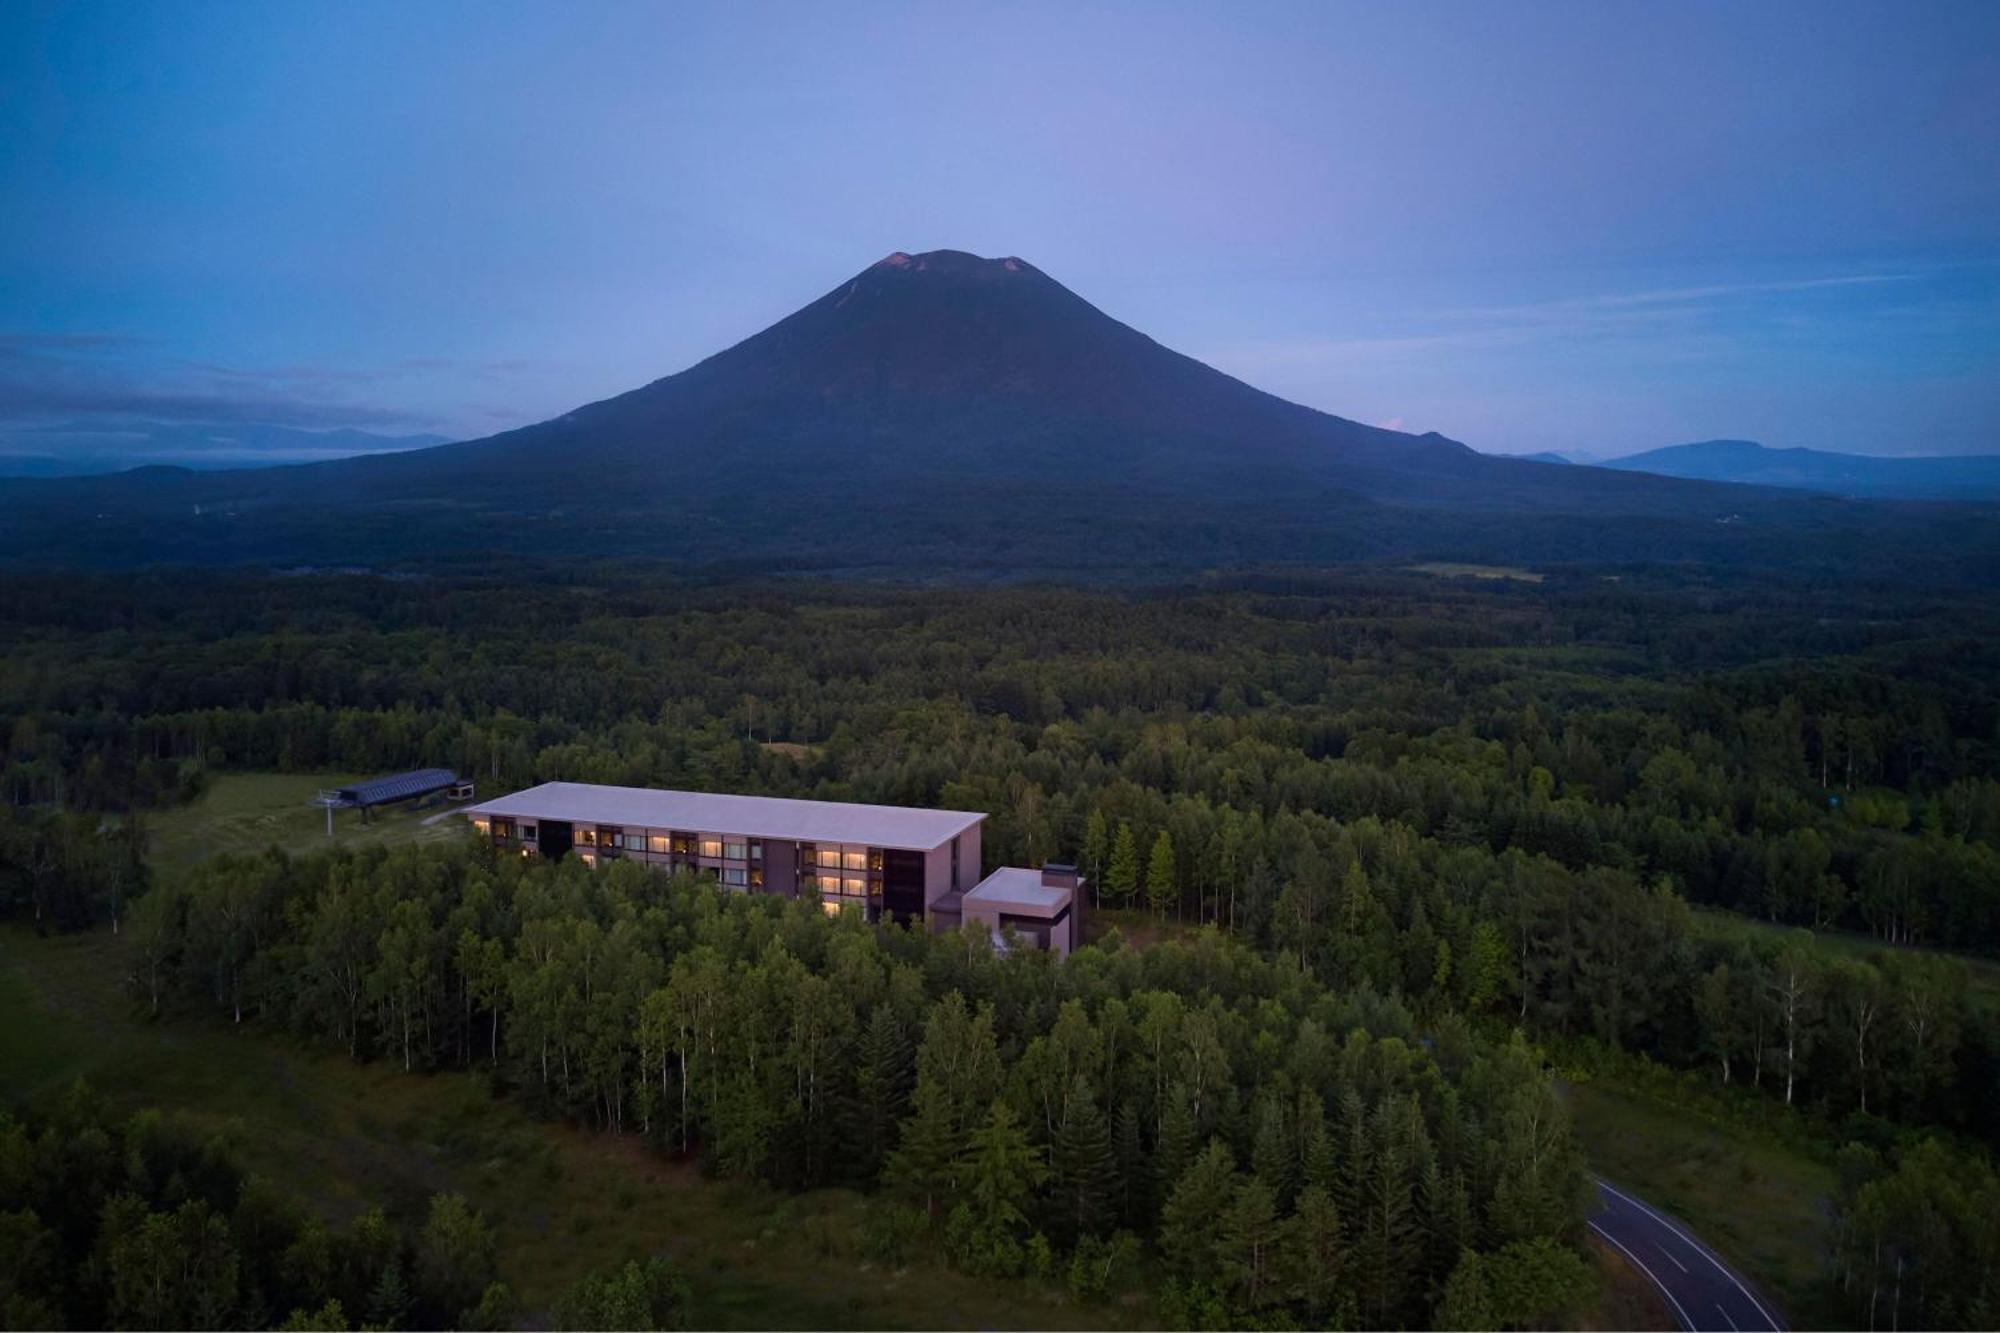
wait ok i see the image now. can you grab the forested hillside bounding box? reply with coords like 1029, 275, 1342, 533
4, 562, 2000, 1326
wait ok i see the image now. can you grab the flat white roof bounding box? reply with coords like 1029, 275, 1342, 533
964, 866, 1071, 914
463, 781, 984, 851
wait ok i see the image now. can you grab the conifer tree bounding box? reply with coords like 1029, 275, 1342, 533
1145, 830, 1176, 919
1220, 1175, 1281, 1309
1155, 1087, 1198, 1198
365, 1258, 412, 1331
1050, 1077, 1118, 1244
1106, 824, 1140, 908
885, 1080, 961, 1218
849, 1006, 913, 1179
1435, 1250, 1495, 1332
1112, 1101, 1151, 1230
1082, 809, 1109, 900
946, 1101, 1047, 1278
1250, 1093, 1295, 1207
1158, 1140, 1239, 1285
1279, 1184, 1344, 1319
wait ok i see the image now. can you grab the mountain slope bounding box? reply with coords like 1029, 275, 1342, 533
0, 250, 1994, 581
1604, 439, 2000, 500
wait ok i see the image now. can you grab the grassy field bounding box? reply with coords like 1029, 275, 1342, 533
1567, 1081, 1838, 1326
143, 771, 472, 872
1409, 561, 1546, 582
0, 925, 1141, 1330
1580, 1238, 1676, 1331
1082, 905, 1211, 951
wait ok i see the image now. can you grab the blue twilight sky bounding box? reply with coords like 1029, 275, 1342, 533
1, 0, 1996, 462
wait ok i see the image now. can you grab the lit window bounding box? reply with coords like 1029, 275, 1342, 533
816, 873, 843, 895
472, 819, 490, 835
843, 849, 868, 871
648, 835, 671, 854
699, 837, 724, 859
843, 876, 867, 896
816, 847, 842, 869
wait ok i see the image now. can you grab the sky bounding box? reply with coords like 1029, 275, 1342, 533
1, 0, 1996, 464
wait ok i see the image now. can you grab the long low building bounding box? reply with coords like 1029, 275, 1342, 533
462, 781, 985, 922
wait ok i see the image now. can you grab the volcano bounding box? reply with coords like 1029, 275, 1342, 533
2, 249, 1994, 580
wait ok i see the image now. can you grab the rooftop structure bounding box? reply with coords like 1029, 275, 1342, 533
464, 782, 982, 850
328, 768, 464, 808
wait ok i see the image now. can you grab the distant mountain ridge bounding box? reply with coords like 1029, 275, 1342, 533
1605, 439, 2000, 500
0, 250, 1995, 583
0, 421, 450, 477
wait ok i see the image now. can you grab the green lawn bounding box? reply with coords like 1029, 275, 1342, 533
1082, 906, 1213, 951
142, 771, 472, 872
0, 925, 1140, 1330
1567, 1081, 1838, 1326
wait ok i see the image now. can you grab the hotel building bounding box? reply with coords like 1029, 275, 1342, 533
462, 781, 1080, 951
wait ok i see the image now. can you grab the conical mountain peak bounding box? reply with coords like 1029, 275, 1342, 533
872, 248, 1034, 275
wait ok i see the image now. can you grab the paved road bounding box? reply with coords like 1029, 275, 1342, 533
1587, 1177, 1785, 1332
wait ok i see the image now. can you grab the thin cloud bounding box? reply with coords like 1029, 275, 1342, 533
1208, 270, 1931, 372
0, 334, 456, 435
1439, 273, 1921, 324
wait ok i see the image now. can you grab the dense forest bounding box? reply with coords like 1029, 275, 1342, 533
4, 562, 2000, 1327
112, 845, 1595, 1329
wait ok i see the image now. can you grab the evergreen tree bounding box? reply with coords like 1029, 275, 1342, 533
885, 1080, 962, 1218
364, 1257, 412, 1331
1050, 1077, 1118, 1243
1279, 1184, 1344, 1319
1250, 1093, 1295, 1207
1082, 809, 1109, 901
1435, 1250, 1495, 1332
1145, 830, 1176, 919
1106, 824, 1140, 908
849, 1006, 913, 1181
1219, 1175, 1281, 1310
1155, 1086, 1198, 1199
1111, 1101, 1151, 1231
1356, 1096, 1422, 1325
945, 1101, 1047, 1278
1159, 1139, 1239, 1285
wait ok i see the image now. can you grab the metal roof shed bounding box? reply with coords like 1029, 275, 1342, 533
332, 768, 461, 808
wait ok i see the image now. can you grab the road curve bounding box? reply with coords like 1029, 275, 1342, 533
1586, 1177, 1785, 1332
